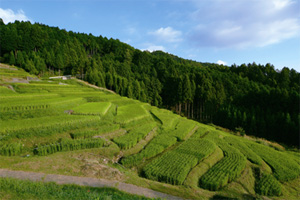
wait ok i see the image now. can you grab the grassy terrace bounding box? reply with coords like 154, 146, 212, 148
0, 65, 300, 200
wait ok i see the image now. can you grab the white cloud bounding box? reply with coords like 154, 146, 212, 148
0, 8, 31, 24
217, 60, 226, 65
141, 44, 165, 52
149, 27, 182, 43
189, 0, 300, 48
273, 0, 292, 10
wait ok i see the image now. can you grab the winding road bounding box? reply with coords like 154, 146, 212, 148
0, 169, 183, 200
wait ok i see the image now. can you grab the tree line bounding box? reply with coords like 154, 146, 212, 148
1, 19, 299, 147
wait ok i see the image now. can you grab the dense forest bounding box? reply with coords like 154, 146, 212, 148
0, 19, 299, 147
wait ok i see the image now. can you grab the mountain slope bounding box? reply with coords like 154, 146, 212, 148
1, 20, 299, 147
0, 65, 300, 199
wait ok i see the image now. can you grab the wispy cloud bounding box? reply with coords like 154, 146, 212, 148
217, 60, 226, 65
149, 27, 182, 43
189, 0, 300, 48
141, 44, 166, 52
0, 8, 31, 24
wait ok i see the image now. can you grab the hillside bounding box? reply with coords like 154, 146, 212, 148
1, 20, 299, 147
0, 64, 300, 200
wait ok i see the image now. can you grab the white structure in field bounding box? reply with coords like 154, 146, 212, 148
49, 75, 71, 80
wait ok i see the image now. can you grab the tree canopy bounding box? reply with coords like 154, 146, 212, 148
1, 19, 299, 146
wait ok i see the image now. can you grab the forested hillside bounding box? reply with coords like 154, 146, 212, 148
1, 19, 299, 146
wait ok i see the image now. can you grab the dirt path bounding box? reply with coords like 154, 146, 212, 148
0, 168, 183, 200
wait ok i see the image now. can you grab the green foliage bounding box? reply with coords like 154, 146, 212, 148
224, 136, 263, 165
143, 151, 198, 185
121, 115, 154, 129
1, 21, 299, 147
143, 138, 215, 185
115, 104, 149, 124
0, 95, 86, 120
9, 51, 15, 65
150, 108, 179, 130
0, 116, 101, 140
111, 98, 137, 106
200, 135, 247, 191
246, 140, 300, 181
0, 86, 15, 95
113, 122, 156, 150
0, 177, 153, 200
33, 138, 105, 156
85, 94, 122, 102
166, 118, 197, 141
0, 63, 299, 199
72, 102, 112, 116
70, 123, 120, 139
121, 134, 177, 167
0, 104, 50, 112
0, 142, 23, 156
255, 174, 282, 196
190, 127, 209, 138
175, 138, 216, 160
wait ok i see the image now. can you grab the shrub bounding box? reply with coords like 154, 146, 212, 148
113, 122, 156, 149
0, 142, 23, 156
255, 174, 282, 196
33, 138, 105, 156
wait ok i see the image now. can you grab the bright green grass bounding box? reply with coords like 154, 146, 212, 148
0, 67, 32, 77
0, 94, 60, 102
224, 136, 263, 165
0, 142, 23, 156
0, 115, 97, 132
0, 86, 15, 95
0, 177, 156, 200
72, 102, 112, 115
200, 132, 247, 191
121, 134, 177, 167
111, 97, 138, 106
255, 174, 282, 196
10, 82, 96, 94
115, 104, 150, 124
33, 138, 105, 156
143, 151, 198, 185
0, 115, 102, 140
86, 94, 122, 102
0, 97, 85, 110
113, 122, 156, 150
70, 123, 120, 139
150, 108, 179, 130
245, 140, 300, 181
1, 65, 299, 199
143, 138, 216, 185
165, 118, 197, 141
0, 97, 86, 120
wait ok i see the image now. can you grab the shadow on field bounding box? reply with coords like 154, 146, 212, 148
210, 194, 255, 200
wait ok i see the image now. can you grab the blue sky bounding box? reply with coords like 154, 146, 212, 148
1, 0, 300, 71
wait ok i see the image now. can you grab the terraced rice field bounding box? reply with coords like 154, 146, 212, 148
1, 65, 300, 199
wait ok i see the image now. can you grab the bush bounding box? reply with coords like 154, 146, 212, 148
255, 174, 282, 196
113, 122, 156, 149
33, 138, 105, 156
246, 140, 300, 181
70, 124, 120, 139
0, 142, 23, 156
142, 138, 216, 185
199, 134, 246, 191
